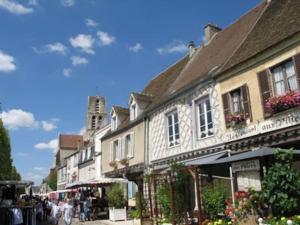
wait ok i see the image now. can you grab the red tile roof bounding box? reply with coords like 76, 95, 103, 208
59, 134, 83, 150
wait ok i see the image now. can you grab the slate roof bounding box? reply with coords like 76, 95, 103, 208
111, 105, 129, 116
221, 0, 300, 73
169, 1, 267, 94
59, 134, 83, 150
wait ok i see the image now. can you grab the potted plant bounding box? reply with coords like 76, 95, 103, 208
226, 113, 249, 127
108, 184, 127, 221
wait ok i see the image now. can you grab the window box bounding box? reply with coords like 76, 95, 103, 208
109, 160, 117, 168
119, 158, 129, 166
265, 90, 300, 114
225, 113, 250, 126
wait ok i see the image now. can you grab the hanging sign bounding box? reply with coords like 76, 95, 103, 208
232, 159, 260, 173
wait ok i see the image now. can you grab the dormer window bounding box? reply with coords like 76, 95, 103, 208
130, 104, 137, 121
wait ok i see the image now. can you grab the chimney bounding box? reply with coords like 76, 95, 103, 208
204, 23, 222, 44
188, 41, 196, 58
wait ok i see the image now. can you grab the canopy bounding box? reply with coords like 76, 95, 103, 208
183, 151, 228, 166
0, 180, 33, 187
65, 178, 128, 189
210, 147, 300, 164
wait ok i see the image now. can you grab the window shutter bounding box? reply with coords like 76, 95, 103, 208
110, 142, 113, 161
222, 93, 230, 128
129, 132, 134, 158
117, 138, 122, 160
241, 84, 252, 121
257, 70, 271, 118
121, 137, 125, 159
293, 53, 300, 88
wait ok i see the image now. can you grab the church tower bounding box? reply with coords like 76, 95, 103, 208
85, 96, 108, 140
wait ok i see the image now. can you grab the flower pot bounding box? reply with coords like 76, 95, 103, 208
109, 207, 127, 221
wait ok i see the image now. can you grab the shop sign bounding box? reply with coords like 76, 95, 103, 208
224, 110, 300, 142
232, 159, 260, 173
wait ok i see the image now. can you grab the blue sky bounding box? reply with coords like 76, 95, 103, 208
0, 0, 260, 184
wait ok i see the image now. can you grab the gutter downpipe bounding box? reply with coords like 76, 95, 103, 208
228, 150, 236, 207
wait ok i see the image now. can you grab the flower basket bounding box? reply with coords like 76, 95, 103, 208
109, 160, 117, 168
265, 91, 300, 114
119, 158, 128, 166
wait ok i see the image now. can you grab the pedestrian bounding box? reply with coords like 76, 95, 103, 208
49, 200, 61, 225
64, 199, 73, 225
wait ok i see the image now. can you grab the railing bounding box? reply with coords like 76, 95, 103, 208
0, 205, 34, 225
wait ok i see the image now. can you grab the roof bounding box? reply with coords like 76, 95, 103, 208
131, 92, 154, 103
221, 0, 300, 73
59, 134, 83, 150
103, 56, 189, 139
169, 1, 267, 94
111, 105, 129, 116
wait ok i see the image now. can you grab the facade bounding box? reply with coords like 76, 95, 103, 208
66, 152, 79, 185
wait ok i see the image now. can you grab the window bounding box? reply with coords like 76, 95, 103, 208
271, 60, 297, 96
167, 110, 180, 147
95, 99, 100, 112
230, 89, 243, 114
130, 104, 137, 121
91, 116, 96, 129
196, 97, 213, 138
112, 116, 117, 130
113, 140, 119, 160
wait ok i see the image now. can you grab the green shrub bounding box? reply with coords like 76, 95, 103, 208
108, 184, 126, 208
254, 149, 300, 216
202, 183, 230, 220
156, 184, 171, 222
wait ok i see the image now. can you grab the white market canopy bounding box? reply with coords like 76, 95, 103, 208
65, 178, 128, 189
0, 180, 34, 187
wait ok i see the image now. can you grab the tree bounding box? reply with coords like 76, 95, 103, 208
257, 149, 300, 216
0, 119, 22, 181
0, 119, 13, 180
48, 170, 57, 191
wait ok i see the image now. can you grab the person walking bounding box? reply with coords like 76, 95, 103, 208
49, 200, 61, 225
64, 199, 73, 225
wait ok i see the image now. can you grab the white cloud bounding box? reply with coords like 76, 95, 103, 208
61, 0, 75, 7
79, 126, 85, 135
33, 167, 46, 171
0, 109, 38, 130
0, 51, 16, 73
34, 138, 58, 153
0, 0, 33, 15
69, 34, 94, 54
71, 56, 88, 66
97, 31, 115, 46
28, 0, 38, 6
129, 43, 143, 53
85, 18, 98, 28
33, 42, 68, 55
25, 172, 44, 185
63, 68, 72, 77
41, 119, 58, 131
157, 40, 187, 54
0, 109, 58, 131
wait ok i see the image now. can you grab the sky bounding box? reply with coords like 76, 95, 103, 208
0, 0, 261, 185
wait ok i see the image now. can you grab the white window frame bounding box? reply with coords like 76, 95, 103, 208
130, 104, 137, 121
195, 97, 214, 139
166, 110, 180, 148
111, 116, 117, 131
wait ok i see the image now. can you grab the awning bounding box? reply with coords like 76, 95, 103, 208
65, 178, 128, 189
184, 151, 228, 166
210, 147, 300, 164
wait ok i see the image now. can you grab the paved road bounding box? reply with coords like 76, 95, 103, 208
42, 218, 137, 225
